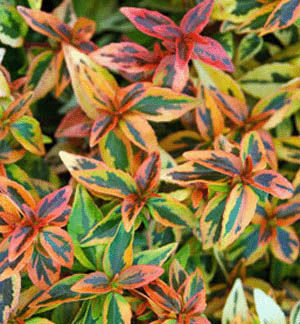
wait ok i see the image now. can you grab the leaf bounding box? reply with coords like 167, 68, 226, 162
120, 112, 158, 152
133, 243, 177, 266
211, 91, 248, 126
249, 170, 294, 199
0, 274, 20, 324
240, 131, 266, 172
238, 2, 277, 34
212, 0, 263, 24
71, 271, 111, 294
162, 161, 228, 186
59, 151, 106, 173
193, 60, 245, 102
103, 222, 134, 278
120, 7, 175, 40
195, 86, 224, 140
36, 185, 72, 221
30, 274, 93, 307
8, 225, 37, 262
147, 193, 197, 228
180, 0, 214, 34
290, 300, 300, 324
261, 0, 300, 36
118, 265, 164, 289
0, 237, 33, 281
28, 0, 43, 10
275, 202, 300, 226
68, 185, 103, 243
153, 54, 189, 92
254, 288, 286, 324
5, 164, 39, 202
130, 86, 197, 122
0, 176, 36, 210
63, 44, 115, 119
17, 6, 71, 42
27, 248, 60, 290
222, 279, 249, 324
99, 128, 134, 173
183, 150, 242, 177
200, 193, 227, 249
78, 63, 117, 112
192, 36, 234, 72
220, 184, 258, 250
3, 92, 33, 122
135, 152, 161, 194
121, 194, 145, 232
40, 226, 73, 267
237, 33, 263, 63
226, 225, 267, 265
55, 106, 91, 138
257, 130, 278, 170
239, 63, 300, 99
90, 41, 157, 77
169, 259, 188, 291
79, 204, 121, 247
24, 51, 56, 102
10, 115, 45, 156
144, 279, 181, 313
271, 226, 299, 264
103, 292, 132, 324
90, 111, 117, 147
71, 167, 137, 198
0, 5, 28, 47
251, 89, 300, 129
182, 269, 205, 307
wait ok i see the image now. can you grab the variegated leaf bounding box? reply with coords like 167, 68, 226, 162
71, 271, 111, 294
10, 116, 45, 156
40, 226, 73, 267
103, 292, 132, 324
103, 222, 134, 278
271, 226, 299, 264
147, 193, 197, 228
118, 265, 164, 289
220, 184, 258, 250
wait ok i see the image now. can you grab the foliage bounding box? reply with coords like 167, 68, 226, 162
0, 0, 299, 323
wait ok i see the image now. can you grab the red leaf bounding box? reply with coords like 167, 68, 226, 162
135, 152, 161, 194
90, 42, 158, 74
121, 194, 145, 232
55, 106, 91, 138
120, 7, 176, 40
8, 225, 37, 262
175, 38, 194, 68
180, 0, 214, 34
118, 265, 164, 289
90, 111, 118, 147
248, 170, 294, 199
192, 36, 234, 72
36, 186, 72, 222
71, 271, 111, 294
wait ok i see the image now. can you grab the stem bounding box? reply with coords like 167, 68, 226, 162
213, 246, 230, 283
24, 41, 52, 49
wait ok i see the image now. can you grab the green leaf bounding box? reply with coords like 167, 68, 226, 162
28, 0, 42, 10
103, 222, 134, 278
0, 4, 28, 47
68, 185, 103, 243
237, 33, 263, 63
133, 243, 177, 266
103, 292, 131, 324
147, 193, 197, 229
